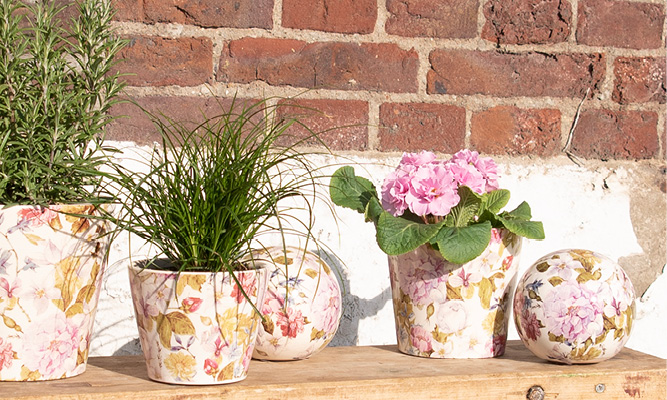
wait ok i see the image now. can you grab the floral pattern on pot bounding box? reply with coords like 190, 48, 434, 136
252, 247, 342, 361
129, 264, 268, 385
0, 204, 110, 381
388, 228, 521, 358
513, 249, 635, 364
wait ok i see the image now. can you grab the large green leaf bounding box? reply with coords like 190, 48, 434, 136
446, 186, 481, 228
431, 222, 492, 264
376, 212, 442, 255
505, 201, 532, 220
480, 189, 510, 214
497, 217, 545, 240
364, 196, 384, 224
329, 166, 378, 214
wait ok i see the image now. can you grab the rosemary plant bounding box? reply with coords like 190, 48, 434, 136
0, 0, 125, 205
113, 99, 327, 275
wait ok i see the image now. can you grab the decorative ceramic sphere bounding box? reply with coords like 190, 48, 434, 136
252, 246, 342, 361
514, 249, 635, 364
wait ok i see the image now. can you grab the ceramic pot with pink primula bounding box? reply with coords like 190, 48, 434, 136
330, 150, 545, 358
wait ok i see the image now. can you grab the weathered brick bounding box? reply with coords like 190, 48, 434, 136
115, 36, 213, 87
571, 110, 658, 160
613, 57, 666, 105
218, 38, 419, 93
106, 96, 256, 144
577, 0, 665, 49
471, 106, 561, 156
378, 103, 465, 153
112, 0, 143, 22
142, 0, 273, 28
482, 0, 572, 45
276, 99, 369, 151
427, 50, 605, 98
282, 0, 376, 34
385, 0, 478, 39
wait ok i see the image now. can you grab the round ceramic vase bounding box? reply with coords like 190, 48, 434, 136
388, 228, 522, 358
513, 249, 635, 364
0, 204, 110, 381
253, 246, 342, 361
128, 264, 268, 385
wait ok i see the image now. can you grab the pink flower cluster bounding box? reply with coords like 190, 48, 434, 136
381, 150, 499, 217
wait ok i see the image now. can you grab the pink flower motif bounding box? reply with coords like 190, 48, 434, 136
492, 334, 507, 356
231, 273, 257, 303
381, 169, 413, 217
276, 307, 305, 338
0, 337, 13, 371
490, 228, 502, 244
398, 255, 447, 306
448, 267, 482, 289
520, 309, 541, 341
543, 281, 604, 344
242, 342, 254, 369
0, 277, 20, 301
17, 206, 60, 227
311, 275, 341, 334
23, 315, 80, 378
400, 151, 436, 167
410, 325, 432, 353
405, 164, 460, 217
501, 255, 514, 271
203, 358, 218, 376
181, 297, 203, 313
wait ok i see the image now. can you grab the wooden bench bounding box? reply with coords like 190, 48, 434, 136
3, 341, 665, 399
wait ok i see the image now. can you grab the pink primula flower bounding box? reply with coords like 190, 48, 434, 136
381, 169, 412, 217
450, 149, 499, 193
446, 159, 486, 194
404, 164, 459, 217
400, 151, 436, 167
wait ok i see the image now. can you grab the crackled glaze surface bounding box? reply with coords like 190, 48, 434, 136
388, 228, 522, 358
0, 205, 109, 381
514, 249, 635, 364
253, 246, 342, 361
129, 265, 267, 384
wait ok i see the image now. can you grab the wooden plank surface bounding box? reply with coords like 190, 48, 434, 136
2, 342, 665, 400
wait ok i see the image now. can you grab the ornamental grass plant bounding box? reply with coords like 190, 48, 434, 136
0, 0, 125, 205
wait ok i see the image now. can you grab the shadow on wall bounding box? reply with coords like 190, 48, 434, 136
319, 250, 392, 347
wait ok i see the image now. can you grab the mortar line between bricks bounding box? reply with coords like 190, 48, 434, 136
273, 0, 283, 30
111, 21, 666, 59
569, 0, 580, 45
367, 100, 381, 151
477, 0, 488, 39
375, 0, 388, 36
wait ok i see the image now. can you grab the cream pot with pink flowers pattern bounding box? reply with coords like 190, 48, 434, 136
514, 249, 635, 364
330, 150, 545, 358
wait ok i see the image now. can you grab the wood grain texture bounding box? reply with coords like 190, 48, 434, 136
2, 342, 665, 400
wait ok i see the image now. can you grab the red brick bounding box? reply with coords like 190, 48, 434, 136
471, 106, 561, 156
218, 38, 419, 93
577, 0, 665, 49
282, 0, 376, 34
142, 0, 273, 28
378, 103, 465, 153
613, 57, 666, 105
427, 50, 605, 98
385, 0, 478, 39
571, 110, 658, 160
276, 99, 369, 151
482, 0, 572, 45
115, 36, 213, 87
112, 0, 143, 22
106, 96, 257, 144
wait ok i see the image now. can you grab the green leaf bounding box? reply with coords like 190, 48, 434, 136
364, 196, 384, 224
497, 217, 545, 240
446, 186, 481, 227
480, 189, 510, 214
376, 212, 442, 255
432, 222, 492, 264
330, 166, 378, 214
505, 201, 532, 220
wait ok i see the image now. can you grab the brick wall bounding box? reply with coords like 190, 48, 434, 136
108, 0, 666, 162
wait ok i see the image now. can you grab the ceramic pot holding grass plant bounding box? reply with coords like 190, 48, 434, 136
114, 98, 334, 384
0, 0, 125, 381
129, 262, 268, 384
253, 246, 342, 361
330, 150, 545, 358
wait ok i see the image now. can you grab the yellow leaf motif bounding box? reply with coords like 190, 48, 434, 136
304, 269, 318, 279
156, 313, 173, 348
262, 317, 275, 335
548, 276, 564, 287
217, 308, 255, 346
273, 256, 293, 265
311, 327, 325, 340
49, 215, 63, 231
576, 269, 602, 284
200, 316, 212, 326
65, 303, 84, 318
176, 274, 207, 297
20, 366, 41, 381
431, 326, 452, 344
23, 233, 44, 246
426, 303, 435, 320
570, 250, 601, 272
2, 314, 22, 333
478, 278, 493, 309
446, 282, 463, 300
217, 362, 235, 382
318, 259, 332, 275
166, 312, 196, 336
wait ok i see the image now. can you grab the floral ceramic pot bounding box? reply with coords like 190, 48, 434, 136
129, 263, 268, 385
253, 246, 342, 361
513, 249, 635, 364
388, 228, 521, 358
0, 204, 110, 381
